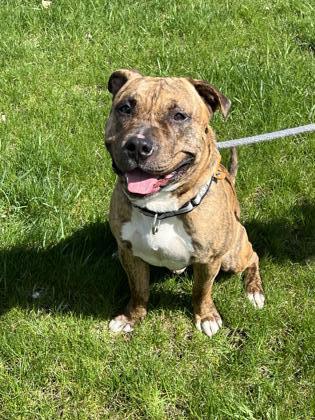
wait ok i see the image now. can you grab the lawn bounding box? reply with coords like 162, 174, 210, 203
0, 0, 314, 418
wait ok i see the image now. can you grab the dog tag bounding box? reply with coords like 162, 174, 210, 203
152, 214, 161, 234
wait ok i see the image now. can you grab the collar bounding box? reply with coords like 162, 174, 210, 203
130, 159, 226, 234
134, 175, 215, 233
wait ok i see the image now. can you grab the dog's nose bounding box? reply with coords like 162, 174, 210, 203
124, 136, 153, 160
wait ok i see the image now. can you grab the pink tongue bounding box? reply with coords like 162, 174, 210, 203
126, 169, 160, 195
126, 169, 174, 195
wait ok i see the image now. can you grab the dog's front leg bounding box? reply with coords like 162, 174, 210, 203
193, 260, 222, 338
109, 247, 150, 333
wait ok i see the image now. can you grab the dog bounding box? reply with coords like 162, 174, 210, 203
105, 69, 264, 337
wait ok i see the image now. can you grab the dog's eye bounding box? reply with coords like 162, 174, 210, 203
118, 103, 132, 114
173, 112, 188, 121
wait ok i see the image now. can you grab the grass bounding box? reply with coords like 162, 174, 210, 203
0, 0, 314, 418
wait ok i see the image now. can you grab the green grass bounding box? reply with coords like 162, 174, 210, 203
0, 0, 314, 418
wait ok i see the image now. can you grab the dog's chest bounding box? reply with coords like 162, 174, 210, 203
121, 208, 194, 270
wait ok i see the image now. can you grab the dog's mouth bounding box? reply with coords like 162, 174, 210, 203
124, 157, 193, 196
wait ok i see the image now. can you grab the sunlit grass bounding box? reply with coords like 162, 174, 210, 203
0, 0, 314, 418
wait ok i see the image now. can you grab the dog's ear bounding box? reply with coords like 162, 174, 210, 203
108, 69, 142, 97
188, 78, 231, 118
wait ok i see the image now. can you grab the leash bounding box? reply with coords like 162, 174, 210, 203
132, 123, 315, 233
217, 123, 315, 149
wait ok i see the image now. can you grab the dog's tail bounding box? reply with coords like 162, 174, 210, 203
228, 147, 238, 184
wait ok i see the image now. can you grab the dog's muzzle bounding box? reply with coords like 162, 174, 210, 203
124, 135, 154, 163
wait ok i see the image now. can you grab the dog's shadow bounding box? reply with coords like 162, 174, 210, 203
0, 200, 313, 319
244, 200, 314, 264
0, 222, 124, 319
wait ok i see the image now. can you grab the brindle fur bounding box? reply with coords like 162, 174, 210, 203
106, 69, 264, 336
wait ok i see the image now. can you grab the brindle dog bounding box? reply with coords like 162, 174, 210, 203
105, 69, 264, 337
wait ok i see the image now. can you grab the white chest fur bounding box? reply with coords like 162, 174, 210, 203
121, 208, 194, 270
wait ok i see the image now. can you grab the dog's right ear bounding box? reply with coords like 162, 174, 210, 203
108, 69, 142, 97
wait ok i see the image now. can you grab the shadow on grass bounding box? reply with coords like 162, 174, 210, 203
0, 201, 313, 318
245, 200, 314, 264
0, 222, 123, 319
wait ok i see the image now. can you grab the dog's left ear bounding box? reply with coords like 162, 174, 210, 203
108, 69, 142, 97
188, 78, 231, 118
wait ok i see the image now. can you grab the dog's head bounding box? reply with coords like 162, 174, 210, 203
105, 69, 230, 196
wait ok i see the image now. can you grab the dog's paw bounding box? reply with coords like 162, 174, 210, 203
195, 316, 222, 338
172, 267, 187, 275
247, 291, 265, 309
109, 315, 134, 333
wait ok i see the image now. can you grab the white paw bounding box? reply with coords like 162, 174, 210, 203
109, 316, 134, 333
195, 317, 222, 337
172, 267, 187, 275
247, 292, 265, 309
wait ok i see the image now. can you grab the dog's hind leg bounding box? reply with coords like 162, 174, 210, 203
221, 224, 265, 309
243, 250, 264, 308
